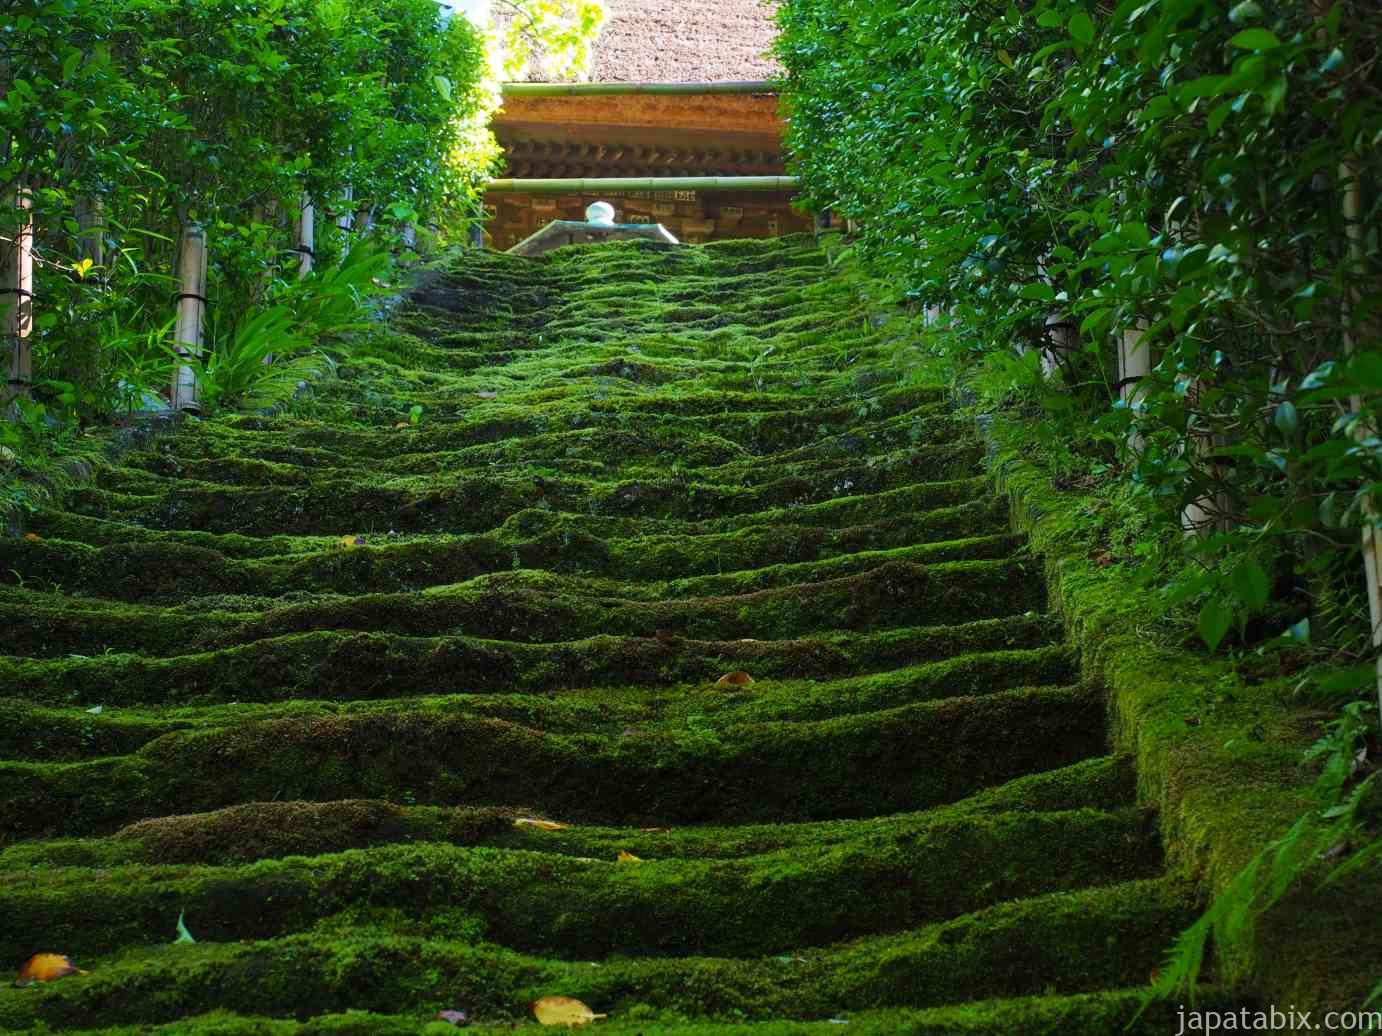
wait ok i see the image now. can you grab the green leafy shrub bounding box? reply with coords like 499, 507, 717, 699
776, 0, 1382, 999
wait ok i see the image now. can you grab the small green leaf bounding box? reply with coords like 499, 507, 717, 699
1019, 282, 1056, 302
1227, 28, 1281, 50
1230, 560, 1270, 611
174, 910, 196, 944
1273, 400, 1298, 436
1068, 11, 1095, 44
1198, 597, 1233, 652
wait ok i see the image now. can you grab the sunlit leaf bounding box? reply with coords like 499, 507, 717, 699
16, 954, 88, 985
716, 671, 755, 687
515, 817, 570, 831
617, 850, 643, 863
532, 996, 607, 1027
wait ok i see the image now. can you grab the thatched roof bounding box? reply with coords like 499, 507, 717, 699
518, 0, 781, 83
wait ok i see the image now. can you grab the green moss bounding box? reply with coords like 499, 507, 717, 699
0, 755, 1135, 868
0, 614, 1061, 708
0, 234, 1245, 1033
984, 415, 1382, 1012
16, 993, 1234, 1036
0, 880, 1194, 1031
0, 807, 1162, 962
0, 683, 1107, 836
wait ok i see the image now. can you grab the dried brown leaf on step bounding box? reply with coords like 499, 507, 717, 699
716, 671, 755, 688
15, 954, 87, 986
22, 533, 41, 542
436, 1009, 469, 1026
531, 996, 607, 1027
514, 817, 570, 831
617, 850, 643, 863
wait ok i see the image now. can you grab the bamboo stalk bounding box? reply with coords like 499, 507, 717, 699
485, 176, 800, 194
1118, 320, 1151, 454
2, 188, 33, 406
294, 195, 314, 279
171, 223, 207, 413
1340, 163, 1382, 717
502, 81, 777, 97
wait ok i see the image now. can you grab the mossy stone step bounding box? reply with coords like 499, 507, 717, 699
14, 994, 1237, 1036
0, 880, 1194, 1032
0, 649, 1077, 759
0, 557, 1045, 659
0, 807, 1161, 962
0, 756, 1137, 868
1, 684, 1106, 837
62, 468, 988, 536
0, 616, 1063, 708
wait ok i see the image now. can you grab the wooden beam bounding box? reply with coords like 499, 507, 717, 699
502, 81, 778, 98
486, 176, 800, 193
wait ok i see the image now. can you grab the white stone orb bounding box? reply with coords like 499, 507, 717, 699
586, 201, 616, 226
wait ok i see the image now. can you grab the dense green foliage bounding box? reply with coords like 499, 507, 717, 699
775, 0, 1382, 997
0, 0, 604, 522
2, 0, 496, 412
776, 0, 1380, 649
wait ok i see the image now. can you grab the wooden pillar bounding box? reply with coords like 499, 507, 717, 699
171, 223, 208, 413
294, 195, 315, 279
2, 189, 33, 406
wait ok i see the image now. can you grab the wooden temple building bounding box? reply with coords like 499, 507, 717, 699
484, 0, 809, 248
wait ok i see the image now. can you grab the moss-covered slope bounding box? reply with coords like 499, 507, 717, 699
0, 237, 1206, 1032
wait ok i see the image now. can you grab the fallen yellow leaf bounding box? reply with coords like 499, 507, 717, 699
16, 954, 87, 986
514, 817, 570, 831
532, 995, 606, 1027
716, 671, 755, 688
617, 850, 643, 863
22, 533, 41, 542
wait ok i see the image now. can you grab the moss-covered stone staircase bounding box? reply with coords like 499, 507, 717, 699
0, 238, 1209, 1033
